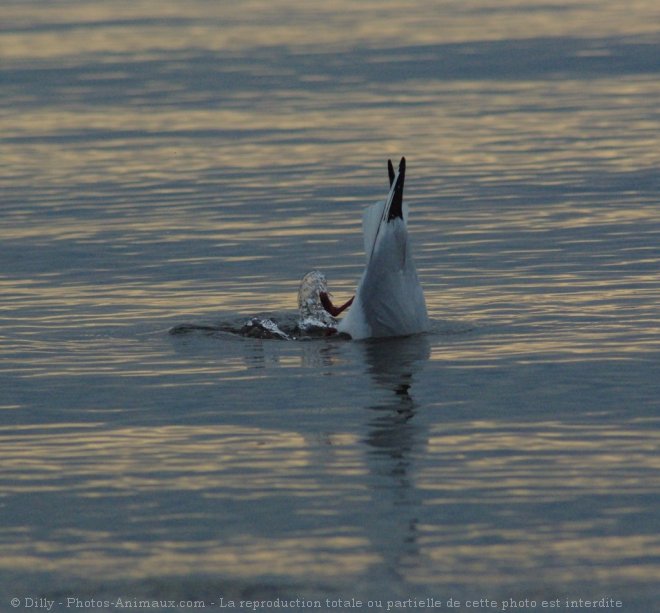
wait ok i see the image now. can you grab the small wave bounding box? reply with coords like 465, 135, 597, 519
429, 319, 477, 336
169, 312, 346, 341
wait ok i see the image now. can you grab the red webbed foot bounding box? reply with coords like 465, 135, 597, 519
319, 292, 354, 316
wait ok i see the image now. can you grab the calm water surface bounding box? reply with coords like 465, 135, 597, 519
1, 1, 659, 611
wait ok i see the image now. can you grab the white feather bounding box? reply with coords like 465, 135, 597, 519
338, 168, 428, 340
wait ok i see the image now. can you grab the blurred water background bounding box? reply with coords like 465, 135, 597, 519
1, 1, 659, 611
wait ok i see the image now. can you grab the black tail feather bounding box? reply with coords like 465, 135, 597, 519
387, 159, 395, 187
387, 157, 405, 221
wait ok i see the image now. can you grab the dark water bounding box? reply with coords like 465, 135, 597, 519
1, 1, 659, 611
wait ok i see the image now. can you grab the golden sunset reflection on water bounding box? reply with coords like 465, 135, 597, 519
2, 0, 659, 608
1, 420, 657, 585
3, 0, 660, 60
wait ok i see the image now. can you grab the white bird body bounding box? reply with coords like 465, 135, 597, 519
338, 158, 429, 340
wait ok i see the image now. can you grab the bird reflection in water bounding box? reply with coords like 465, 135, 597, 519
361, 334, 431, 584
363, 334, 430, 453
